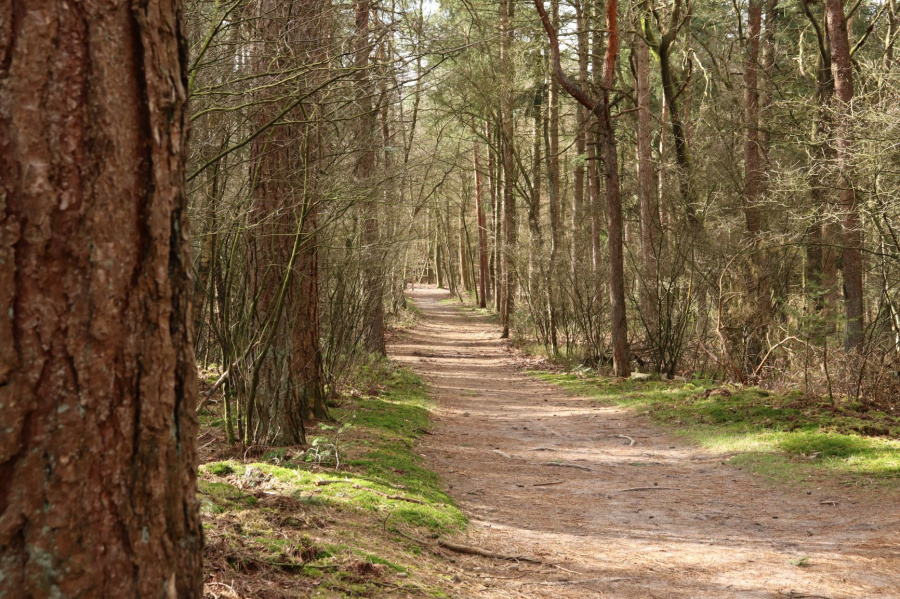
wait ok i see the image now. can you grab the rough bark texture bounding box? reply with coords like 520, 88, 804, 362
247, 0, 328, 445
0, 1, 203, 596
824, 0, 864, 351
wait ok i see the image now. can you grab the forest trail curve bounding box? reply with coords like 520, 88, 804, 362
389, 286, 900, 599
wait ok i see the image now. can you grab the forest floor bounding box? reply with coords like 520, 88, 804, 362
392, 285, 900, 599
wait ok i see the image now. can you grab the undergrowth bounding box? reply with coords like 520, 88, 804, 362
199, 361, 465, 598
531, 371, 900, 485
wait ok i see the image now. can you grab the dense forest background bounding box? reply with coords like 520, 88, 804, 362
186, 0, 900, 447
5, 0, 900, 596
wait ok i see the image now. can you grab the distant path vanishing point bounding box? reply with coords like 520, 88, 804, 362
389, 285, 900, 599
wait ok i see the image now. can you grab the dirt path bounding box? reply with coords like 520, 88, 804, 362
389, 286, 900, 599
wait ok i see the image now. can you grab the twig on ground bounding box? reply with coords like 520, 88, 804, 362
612, 434, 636, 446
437, 540, 542, 564
618, 487, 680, 492
492, 449, 513, 459
526, 577, 628, 586
540, 462, 595, 471
553, 564, 585, 575
533, 480, 565, 487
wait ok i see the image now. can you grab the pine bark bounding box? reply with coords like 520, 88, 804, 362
0, 0, 203, 596
500, 0, 517, 338
475, 142, 489, 308
824, 0, 865, 351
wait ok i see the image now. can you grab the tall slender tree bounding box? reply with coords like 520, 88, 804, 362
535, 0, 630, 376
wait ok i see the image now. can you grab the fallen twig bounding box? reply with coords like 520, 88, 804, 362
618, 486, 680, 492
612, 434, 636, 446
533, 480, 565, 487
540, 462, 594, 472
492, 449, 513, 459
437, 540, 542, 564
780, 592, 834, 599
526, 577, 628, 586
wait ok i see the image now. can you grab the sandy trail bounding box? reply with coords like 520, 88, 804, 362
390, 286, 900, 599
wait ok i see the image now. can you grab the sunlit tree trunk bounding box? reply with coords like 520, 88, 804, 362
535, 0, 629, 376
547, 0, 562, 353
500, 0, 517, 338
475, 141, 490, 308
0, 0, 203, 595
825, 0, 864, 351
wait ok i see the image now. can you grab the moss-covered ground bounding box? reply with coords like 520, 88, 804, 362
531, 371, 900, 485
199, 361, 465, 598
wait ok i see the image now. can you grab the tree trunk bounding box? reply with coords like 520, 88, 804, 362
547, 0, 562, 354
247, 0, 327, 445
475, 142, 490, 308
824, 0, 864, 351
353, 0, 386, 355
0, 1, 203, 595
635, 30, 659, 359
599, 0, 630, 377
535, 0, 630, 376
573, 0, 590, 275
743, 0, 771, 366
500, 0, 517, 338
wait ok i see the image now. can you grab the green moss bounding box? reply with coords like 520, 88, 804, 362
533, 371, 900, 483
199, 362, 466, 597
204, 461, 235, 476
198, 479, 257, 514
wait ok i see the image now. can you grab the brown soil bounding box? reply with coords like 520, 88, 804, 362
390, 286, 900, 599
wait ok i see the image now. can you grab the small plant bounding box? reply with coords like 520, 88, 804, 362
305, 421, 354, 469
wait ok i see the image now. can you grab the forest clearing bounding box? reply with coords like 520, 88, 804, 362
5, 0, 900, 597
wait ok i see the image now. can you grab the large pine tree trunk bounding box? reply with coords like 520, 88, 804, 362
599, 0, 630, 377
247, 0, 328, 445
0, 1, 203, 596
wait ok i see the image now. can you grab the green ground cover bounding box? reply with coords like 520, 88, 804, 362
532, 371, 900, 484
